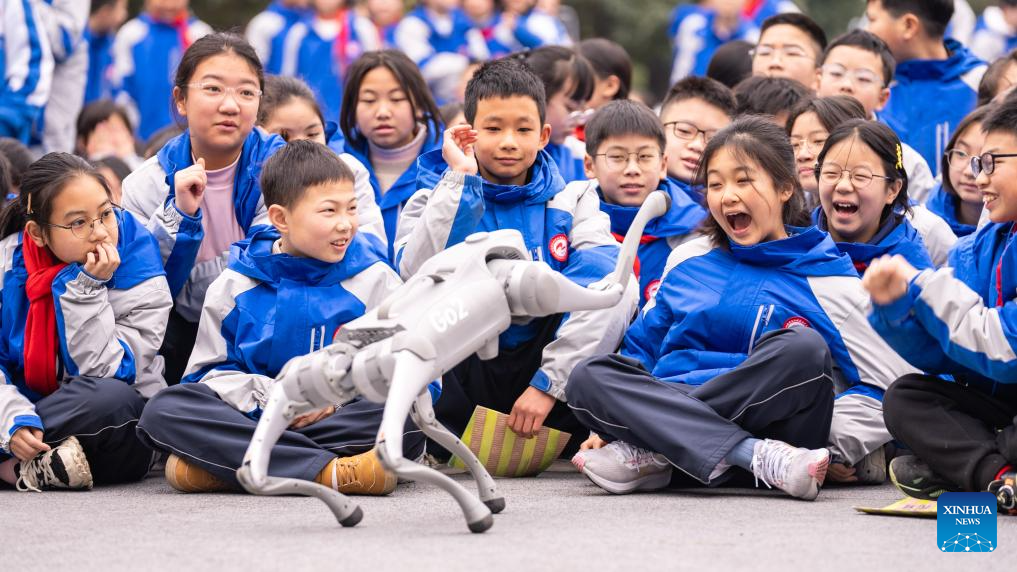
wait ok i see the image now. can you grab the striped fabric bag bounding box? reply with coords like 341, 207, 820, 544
449, 406, 571, 477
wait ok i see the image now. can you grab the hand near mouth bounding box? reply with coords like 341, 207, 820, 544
84, 241, 121, 281
443, 124, 479, 176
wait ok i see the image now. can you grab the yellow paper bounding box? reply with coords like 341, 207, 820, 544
450, 406, 571, 477
854, 497, 938, 518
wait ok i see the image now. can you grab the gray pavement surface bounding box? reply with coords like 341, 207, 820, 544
4, 462, 1016, 571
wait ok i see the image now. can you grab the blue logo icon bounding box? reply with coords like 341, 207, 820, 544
937, 492, 997, 552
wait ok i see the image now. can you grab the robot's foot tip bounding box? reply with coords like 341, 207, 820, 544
467, 514, 494, 533
339, 506, 364, 527
483, 497, 506, 514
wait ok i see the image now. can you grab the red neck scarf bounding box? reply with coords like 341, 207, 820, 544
22, 233, 67, 396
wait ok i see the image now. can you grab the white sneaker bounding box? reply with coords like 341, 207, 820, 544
16, 436, 93, 492
572, 441, 672, 494
750, 439, 829, 501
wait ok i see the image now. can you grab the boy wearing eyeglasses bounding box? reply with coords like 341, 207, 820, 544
750, 12, 827, 89
659, 76, 736, 205
579, 100, 706, 309
864, 94, 1017, 513
865, 0, 986, 177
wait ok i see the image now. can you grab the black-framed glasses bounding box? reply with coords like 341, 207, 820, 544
594, 150, 662, 171
816, 165, 894, 189
970, 152, 1017, 177
39, 205, 121, 240
663, 120, 718, 143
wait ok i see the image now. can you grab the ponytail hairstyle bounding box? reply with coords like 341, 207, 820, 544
340, 49, 442, 146
815, 119, 911, 219
172, 32, 265, 122
258, 75, 327, 141
522, 46, 595, 105
696, 116, 809, 247
0, 153, 112, 239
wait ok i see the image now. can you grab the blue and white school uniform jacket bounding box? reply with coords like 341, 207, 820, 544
396, 149, 639, 401
545, 137, 587, 185
0, 210, 173, 454
83, 27, 115, 105
245, 1, 311, 75
36, 0, 89, 153
971, 6, 1017, 64
590, 177, 706, 307
111, 13, 211, 141
623, 227, 916, 463
669, 4, 757, 85
182, 227, 409, 417
877, 39, 985, 176
120, 129, 283, 323
813, 208, 935, 274
0, 0, 54, 144
280, 12, 379, 125
393, 7, 488, 105
342, 124, 443, 262
926, 183, 977, 239
871, 221, 1017, 406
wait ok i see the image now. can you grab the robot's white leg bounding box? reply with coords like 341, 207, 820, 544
375, 351, 494, 533
409, 392, 504, 514
237, 384, 362, 527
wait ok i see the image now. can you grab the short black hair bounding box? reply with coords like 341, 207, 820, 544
821, 29, 896, 85
0, 138, 33, 187
258, 75, 324, 131
260, 140, 355, 210
90, 0, 119, 15
523, 46, 595, 105
734, 76, 812, 118
584, 100, 665, 156
465, 56, 547, 124
92, 155, 132, 185
76, 99, 136, 153
706, 40, 754, 89
982, 88, 1017, 140
872, 0, 954, 39
760, 13, 828, 57
785, 95, 867, 135
662, 76, 737, 118
577, 38, 632, 100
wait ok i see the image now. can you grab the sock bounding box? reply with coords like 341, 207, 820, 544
724, 438, 760, 471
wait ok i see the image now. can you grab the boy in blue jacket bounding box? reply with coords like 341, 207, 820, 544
659, 76, 736, 205
866, 0, 986, 176
245, 0, 312, 75
869, 95, 1017, 513
137, 141, 423, 494
580, 99, 706, 308
395, 57, 637, 454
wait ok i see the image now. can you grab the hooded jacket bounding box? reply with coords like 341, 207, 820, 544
0, 0, 53, 143
925, 183, 977, 238
396, 148, 638, 401
0, 209, 173, 454
813, 208, 935, 274
245, 1, 311, 75
111, 13, 212, 140
342, 123, 443, 261
971, 6, 1017, 64
623, 228, 916, 462
182, 227, 424, 417
280, 11, 379, 124
544, 138, 587, 184
592, 177, 706, 307
877, 39, 985, 176
871, 221, 1017, 405
669, 4, 757, 84
393, 7, 488, 104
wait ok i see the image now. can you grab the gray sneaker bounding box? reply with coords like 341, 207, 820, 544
750, 439, 829, 501
853, 447, 888, 485
16, 436, 93, 492
572, 441, 671, 494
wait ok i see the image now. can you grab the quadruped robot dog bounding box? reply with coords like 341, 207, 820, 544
236, 191, 671, 533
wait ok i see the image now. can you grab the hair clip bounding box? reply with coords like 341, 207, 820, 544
26, 193, 32, 215
895, 143, 904, 171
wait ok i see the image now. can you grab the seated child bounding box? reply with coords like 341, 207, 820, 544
750, 12, 827, 89
0, 153, 172, 492
926, 105, 994, 238
733, 75, 812, 126
566, 116, 915, 498
395, 57, 637, 454
581, 100, 706, 308
659, 76, 737, 204
786, 94, 868, 209
137, 140, 422, 494
870, 94, 1017, 512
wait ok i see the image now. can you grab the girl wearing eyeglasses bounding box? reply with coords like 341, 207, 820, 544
785, 95, 867, 209
927, 105, 995, 239
0, 153, 172, 492
811, 119, 933, 485
568, 117, 914, 499
121, 33, 285, 385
